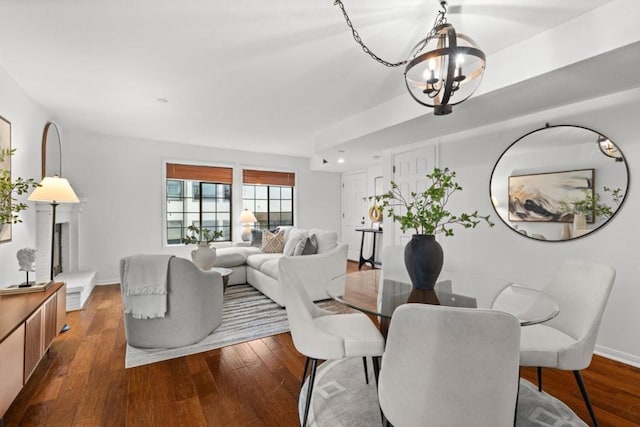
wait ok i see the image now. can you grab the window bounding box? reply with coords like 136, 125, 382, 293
166, 163, 233, 244
243, 169, 295, 230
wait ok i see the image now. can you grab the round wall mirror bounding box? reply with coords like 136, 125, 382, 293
490, 125, 629, 241
42, 121, 62, 179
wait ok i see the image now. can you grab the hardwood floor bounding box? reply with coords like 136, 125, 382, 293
4, 262, 640, 426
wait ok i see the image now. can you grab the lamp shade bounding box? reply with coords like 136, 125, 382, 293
28, 176, 80, 203
239, 209, 257, 224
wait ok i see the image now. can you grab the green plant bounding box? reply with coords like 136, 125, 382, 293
560, 186, 623, 220
181, 225, 223, 245
0, 148, 40, 225
373, 167, 494, 236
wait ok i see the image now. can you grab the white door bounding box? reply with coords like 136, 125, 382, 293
392, 147, 436, 246
341, 172, 368, 261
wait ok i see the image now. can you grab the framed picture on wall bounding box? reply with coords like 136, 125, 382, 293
0, 115, 12, 243
508, 168, 594, 223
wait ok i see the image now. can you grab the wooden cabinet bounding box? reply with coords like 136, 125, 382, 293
0, 324, 24, 418
0, 282, 66, 419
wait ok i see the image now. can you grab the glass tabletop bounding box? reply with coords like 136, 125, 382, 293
326, 270, 559, 326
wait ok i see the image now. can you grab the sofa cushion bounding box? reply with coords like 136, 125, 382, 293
276, 226, 295, 242
213, 247, 248, 268
261, 229, 285, 253
309, 229, 338, 254
246, 253, 283, 270
294, 234, 318, 256
283, 228, 309, 256
259, 259, 280, 280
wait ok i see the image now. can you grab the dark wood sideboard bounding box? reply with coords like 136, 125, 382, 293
0, 282, 66, 420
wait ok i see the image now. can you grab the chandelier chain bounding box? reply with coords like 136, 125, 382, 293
333, 0, 407, 67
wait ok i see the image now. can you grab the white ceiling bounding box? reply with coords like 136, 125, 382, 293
0, 0, 628, 166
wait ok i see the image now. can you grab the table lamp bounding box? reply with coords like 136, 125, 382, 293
28, 175, 80, 281
239, 209, 257, 241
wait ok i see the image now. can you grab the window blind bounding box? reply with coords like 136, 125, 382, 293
243, 169, 295, 187
166, 163, 233, 183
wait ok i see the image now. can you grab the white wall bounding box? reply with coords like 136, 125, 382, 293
375, 87, 640, 365
62, 131, 341, 285
0, 67, 49, 286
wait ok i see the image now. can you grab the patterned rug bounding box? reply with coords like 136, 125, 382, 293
125, 284, 346, 368
299, 357, 588, 427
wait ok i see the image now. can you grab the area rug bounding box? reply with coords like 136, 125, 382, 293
126, 284, 345, 368
299, 357, 587, 427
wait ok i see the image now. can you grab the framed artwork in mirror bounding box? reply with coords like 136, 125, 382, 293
0, 115, 12, 242
508, 169, 594, 223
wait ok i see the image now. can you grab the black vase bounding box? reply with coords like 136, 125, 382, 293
404, 234, 444, 290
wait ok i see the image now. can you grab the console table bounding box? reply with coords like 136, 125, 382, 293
0, 282, 66, 420
355, 228, 383, 269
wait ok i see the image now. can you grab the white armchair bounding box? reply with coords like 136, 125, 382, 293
120, 256, 224, 349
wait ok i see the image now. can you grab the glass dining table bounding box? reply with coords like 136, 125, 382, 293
326, 269, 559, 335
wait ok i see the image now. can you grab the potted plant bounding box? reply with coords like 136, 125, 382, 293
374, 167, 493, 290
182, 225, 224, 270
559, 186, 623, 236
1, 148, 40, 236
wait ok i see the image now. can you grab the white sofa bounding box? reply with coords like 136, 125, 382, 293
211, 227, 347, 307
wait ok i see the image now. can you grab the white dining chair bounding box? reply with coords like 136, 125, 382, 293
279, 254, 385, 427
378, 303, 521, 427
510, 259, 616, 427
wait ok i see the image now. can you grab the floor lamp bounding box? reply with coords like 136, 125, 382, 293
28, 176, 79, 332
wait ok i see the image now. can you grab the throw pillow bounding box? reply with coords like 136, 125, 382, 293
249, 229, 263, 247
261, 229, 285, 253
283, 228, 309, 256
293, 234, 318, 256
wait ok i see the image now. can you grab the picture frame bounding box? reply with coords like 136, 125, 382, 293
508, 168, 594, 223
0, 115, 12, 243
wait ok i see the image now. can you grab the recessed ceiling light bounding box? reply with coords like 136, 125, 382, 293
338, 158, 345, 164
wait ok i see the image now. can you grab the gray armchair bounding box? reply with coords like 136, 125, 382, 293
120, 255, 223, 348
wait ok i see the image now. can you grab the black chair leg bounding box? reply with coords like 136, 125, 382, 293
537, 367, 543, 392
514, 368, 521, 427
301, 357, 311, 389
362, 357, 369, 385
372, 356, 381, 387
303, 358, 318, 427
574, 370, 599, 427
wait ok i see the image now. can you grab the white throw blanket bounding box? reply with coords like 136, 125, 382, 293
122, 255, 174, 319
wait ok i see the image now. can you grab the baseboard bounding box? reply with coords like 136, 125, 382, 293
595, 344, 640, 368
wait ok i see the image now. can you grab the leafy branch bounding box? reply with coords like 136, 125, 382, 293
373, 167, 494, 236
181, 224, 223, 245
1, 148, 40, 225
559, 186, 623, 220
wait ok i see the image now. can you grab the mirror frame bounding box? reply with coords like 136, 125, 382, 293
490, 124, 629, 242
41, 121, 62, 179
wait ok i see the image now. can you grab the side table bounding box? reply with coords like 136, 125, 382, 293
208, 267, 233, 292
355, 228, 383, 270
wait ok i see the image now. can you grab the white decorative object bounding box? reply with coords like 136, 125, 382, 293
191, 243, 217, 270
572, 213, 587, 236
561, 224, 571, 240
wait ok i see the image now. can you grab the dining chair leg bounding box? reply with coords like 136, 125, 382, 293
303, 358, 318, 427
537, 367, 543, 392
573, 370, 599, 427
372, 356, 381, 387
301, 357, 311, 389
514, 368, 521, 427
362, 357, 369, 385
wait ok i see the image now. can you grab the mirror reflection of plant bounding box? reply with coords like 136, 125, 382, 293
559, 186, 623, 220
0, 148, 40, 225
181, 225, 223, 245
373, 167, 494, 236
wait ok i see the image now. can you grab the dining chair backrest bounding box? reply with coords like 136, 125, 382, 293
279, 253, 347, 360
378, 303, 521, 427
542, 259, 615, 369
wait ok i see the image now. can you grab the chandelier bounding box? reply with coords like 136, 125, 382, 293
334, 0, 486, 115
